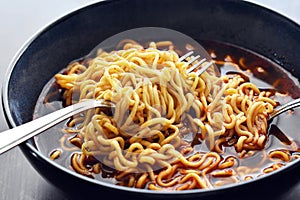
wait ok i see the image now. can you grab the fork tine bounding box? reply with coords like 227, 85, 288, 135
178, 51, 194, 62
179, 51, 213, 76
195, 60, 214, 76
186, 58, 207, 73
186, 55, 201, 66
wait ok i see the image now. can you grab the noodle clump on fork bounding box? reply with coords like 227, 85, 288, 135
54, 41, 276, 190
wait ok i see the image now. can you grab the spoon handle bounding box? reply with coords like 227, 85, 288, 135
269, 98, 300, 120
0, 100, 101, 155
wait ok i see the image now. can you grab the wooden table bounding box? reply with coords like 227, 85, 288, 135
1, 1, 300, 199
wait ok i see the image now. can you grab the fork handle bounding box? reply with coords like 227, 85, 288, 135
0, 100, 100, 155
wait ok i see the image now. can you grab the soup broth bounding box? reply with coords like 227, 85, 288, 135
34, 40, 300, 189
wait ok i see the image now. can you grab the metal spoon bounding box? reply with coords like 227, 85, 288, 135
1, 91, 300, 155
1, 27, 299, 156
268, 97, 300, 121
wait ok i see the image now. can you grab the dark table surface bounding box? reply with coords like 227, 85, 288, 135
1, 0, 300, 199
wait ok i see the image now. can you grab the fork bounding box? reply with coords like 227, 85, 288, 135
0, 51, 210, 154
1, 51, 299, 154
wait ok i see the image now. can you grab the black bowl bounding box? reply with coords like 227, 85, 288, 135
3, 0, 300, 199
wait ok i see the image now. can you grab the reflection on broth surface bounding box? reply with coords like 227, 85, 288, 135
34, 40, 300, 190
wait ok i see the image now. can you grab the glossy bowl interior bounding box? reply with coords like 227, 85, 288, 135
3, 0, 300, 199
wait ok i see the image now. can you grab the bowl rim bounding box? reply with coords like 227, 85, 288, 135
2, 0, 300, 196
